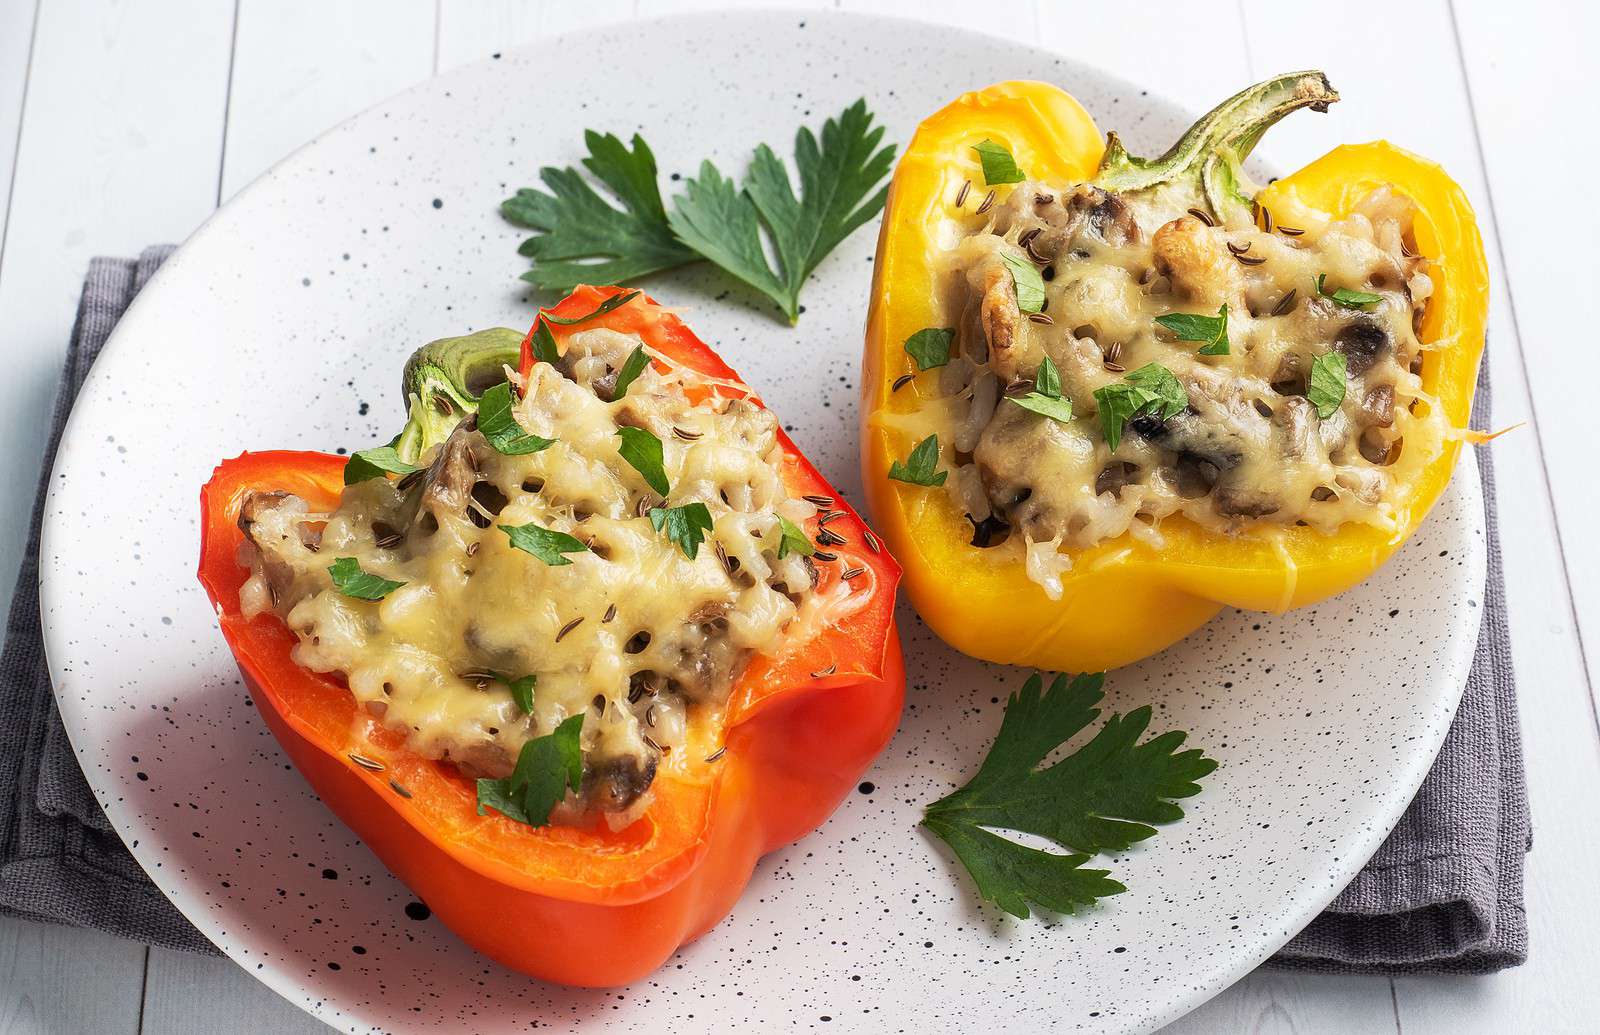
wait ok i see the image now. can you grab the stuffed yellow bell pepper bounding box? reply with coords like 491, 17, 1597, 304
861, 72, 1488, 671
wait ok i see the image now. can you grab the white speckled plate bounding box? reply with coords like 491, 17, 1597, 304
39, 10, 1484, 1034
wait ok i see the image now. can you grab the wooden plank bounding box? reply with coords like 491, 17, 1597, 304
1452, 0, 1600, 706
219, 0, 435, 200
1039, 0, 1249, 102
1162, 969, 1397, 1034
436, 0, 636, 72
0, 917, 144, 1035
1239, 0, 1600, 1031
0, 0, 39, 248
835, 0, 1034, 36
0, 0, 234, 623
139, 948, 330, 1035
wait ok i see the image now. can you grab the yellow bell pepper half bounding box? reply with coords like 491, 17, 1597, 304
861, 75, 1488, 672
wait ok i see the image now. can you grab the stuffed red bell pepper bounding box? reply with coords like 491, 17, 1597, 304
197, 286, 903, 986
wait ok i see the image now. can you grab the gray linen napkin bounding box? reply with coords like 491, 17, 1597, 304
0, 247, 217, 955
0, 251, 1528, 972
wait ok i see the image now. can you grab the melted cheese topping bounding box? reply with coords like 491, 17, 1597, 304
238, 328, 817, 815
907, 181, 1440, 595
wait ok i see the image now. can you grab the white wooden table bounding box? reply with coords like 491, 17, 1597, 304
1, 1, 1595, 1031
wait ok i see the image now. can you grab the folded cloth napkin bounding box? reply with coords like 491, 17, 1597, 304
0, 251, 1528, 970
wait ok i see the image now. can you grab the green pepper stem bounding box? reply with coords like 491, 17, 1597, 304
1092, 71, 1338, 223
393, 327, 525, 463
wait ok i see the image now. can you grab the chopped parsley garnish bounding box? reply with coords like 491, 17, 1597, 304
1308, 351, 1348, 419
1009, 354, 1073, 424
998, 252, 1045, 313
343, 444, 416, 485
972, 139, 1025, 185
500, 522, 590, 566
1155, 304, 1229, 356
904, 327, 955, 371
616, 426, 670, 497
507, 675, 536, 715
328, 557, 405, 600
1093, 364, 1189, 452
477, 381, 556, 455
540, 290, 640, 325
668, 100, 895, 324
501, 132, 698, 289
1316, 273, 1382, 309
475, 714, 585, 828
650, 502, 715, 560
888, 434, 947, 487
922, 672, 1216, 919
777, 515, 815, 559
529, 321, 560, 365
611, 344, 652, 399
506, 102, 894, 324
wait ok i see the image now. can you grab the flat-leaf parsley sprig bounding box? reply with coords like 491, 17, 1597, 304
922, 671, 1216, 919
502, 101, 896, 324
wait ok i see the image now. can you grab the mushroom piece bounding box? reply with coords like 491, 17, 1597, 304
1213, 487, 1282, 518
1358, 384, 1395, 427
444, 741, 516, 781
410, 424, 480, 524
1094, 461, 1140, 499
1014, 184, 1141, 258
583, 751, 659, 813
966, 512, 1011, 548
1273, 396, 1318, 460
1070, 186, 1140, 247
237, 490, 306, 607
1333, 319, 1390, 376
1132, 410, 1245, 473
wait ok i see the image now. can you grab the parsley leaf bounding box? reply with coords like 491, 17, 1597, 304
616, 427, 670, 496
507, 675, 536, 715
344, 444, 417, 485
1155, 303, 1229, 356
328, 557, 405, 601
998, 252, 1045, 314
1093, 364, 1189, 452
650, 502, 715, 560
502, 132, 698, 291
923, 672, 1216, 919
539, 290, 640, 326
776, 515, 815, 559
1308, 351, 1348, 419
1316, 273, 1382, 309
529, 321, 560, 365
611, 345, 652, 399
500, 522, 590, 566
476, 714, 585, 828
888, 434, 947, 487
667, 99, 895, 323
1011, 393, 1074, 423
477, 382, 556, 456
1009, 354, 1074, 424
1123, 364, 1188, 418
904, 327, 955, 371
972, 139, 1025, 185
1034, 352, 1062, 397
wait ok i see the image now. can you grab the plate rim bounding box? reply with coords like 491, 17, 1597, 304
37, 8, 1487, 1032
